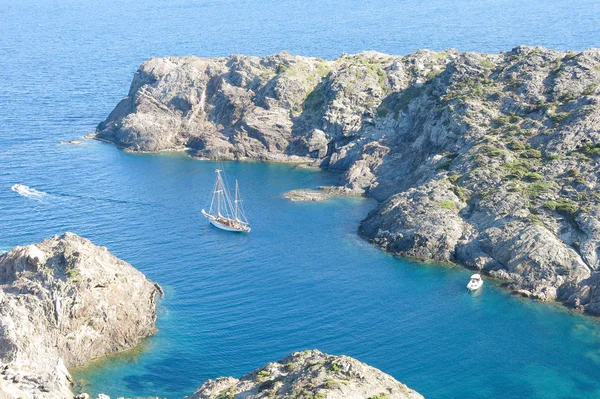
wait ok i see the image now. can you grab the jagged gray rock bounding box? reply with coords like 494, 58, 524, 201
0, 233, 162, 399
188, 349, 423, 399
284, 189, 330, 202
97, 46, 600, 313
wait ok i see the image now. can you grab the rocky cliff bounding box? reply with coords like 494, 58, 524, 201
97, 47, 600, 313
0, 233, 162, 399
188, 349, 423, 399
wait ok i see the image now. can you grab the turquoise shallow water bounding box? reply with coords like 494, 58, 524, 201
2, 0, 600, 398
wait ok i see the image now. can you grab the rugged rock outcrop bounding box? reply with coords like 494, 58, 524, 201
0, 233, 162, 399
284, 189, 331, 202
97, 47, 600, 313
189, 349, 423, 399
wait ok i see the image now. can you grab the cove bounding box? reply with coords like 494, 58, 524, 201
4, 141, 599, 399
2, 0, 600, 397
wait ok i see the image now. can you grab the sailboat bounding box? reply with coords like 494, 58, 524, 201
201, 167, 251, 233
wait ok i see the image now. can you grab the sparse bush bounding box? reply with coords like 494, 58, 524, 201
545, 154, 562, 162
550, 112, 570, 125
452, 186, 469, 202
256, 370, 271, 381
480, 59, 495, 69
439, 200, 457, 210
544, 199, 579, 218
525, 182, 553, 198
448, 173, 461, 183
583, 83, 598, 96
507, 139, 526, 151
524, 172, 544, 181
481, 145, 506, 158
67, 269, 79, 279
522, 149, 542, 159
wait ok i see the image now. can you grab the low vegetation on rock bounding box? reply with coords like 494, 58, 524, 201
0, 233, 162, 399
97, 46, 600, 313
188, 349, 423, 399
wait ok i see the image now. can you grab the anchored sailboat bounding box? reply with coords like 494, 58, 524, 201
201, 167, 251, 233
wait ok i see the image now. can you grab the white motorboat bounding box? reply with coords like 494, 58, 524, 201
467, 273, 483, 291
201, 166, 251, 233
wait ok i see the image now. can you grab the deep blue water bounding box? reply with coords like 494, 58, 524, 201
2, 0, 600, 398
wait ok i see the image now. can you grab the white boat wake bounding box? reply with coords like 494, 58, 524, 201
11, 184, 49, 201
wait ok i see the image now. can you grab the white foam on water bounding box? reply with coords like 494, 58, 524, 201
11, 184, 49, 201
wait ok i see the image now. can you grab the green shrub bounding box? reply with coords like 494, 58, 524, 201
328, 362, 340, 372
481, 145, 506, 158
452, 186, 469, 202
545, 154, 562, 162
525, 182, 553, 198
524, 172, 544, 181
507, 139, 526, 151
217, 389, 235, 399
583, 83, 598, 96
492, 116, 511, 126
580, 143, 600, 157
522, 149, 542, 159
67, 269, 80, 279
448, 173, 461, 183
550, 112, 570, 125
323, 378, 339, 389
502, 161, 529, 179
544, 199, 579, 217
257, 370, 271, 380
439, 200, 457, 210
509, 114, 522, 124
480, 59, 495, 69
527, 214, 544, 226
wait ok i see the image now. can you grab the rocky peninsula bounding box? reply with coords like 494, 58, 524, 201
189, 349, 423, 399
96, 47, 600, 313
0, 233, 162, 399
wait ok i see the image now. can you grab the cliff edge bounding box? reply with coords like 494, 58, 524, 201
0, 233, 162, 399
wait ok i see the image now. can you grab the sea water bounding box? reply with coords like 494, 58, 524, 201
1, 0, 600, 398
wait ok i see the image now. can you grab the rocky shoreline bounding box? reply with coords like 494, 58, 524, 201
189, 349, 423, 399
96, 46, 600, 314
0, 236, 419, 399
0, 233, 162, 399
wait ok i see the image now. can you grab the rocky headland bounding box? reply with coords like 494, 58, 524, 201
0, 233, 162, 399
96, 47, 600, 313
189, 349, 423, 399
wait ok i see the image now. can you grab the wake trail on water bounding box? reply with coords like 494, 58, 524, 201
11, 184, 49, 201
10, 184, 163, 208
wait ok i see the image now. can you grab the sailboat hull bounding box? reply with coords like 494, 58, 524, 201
202, 210, 251, 233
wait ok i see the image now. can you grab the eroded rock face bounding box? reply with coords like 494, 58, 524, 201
98, 47, 600, 312
189, 350, 423, 399
0, 233, 161, 399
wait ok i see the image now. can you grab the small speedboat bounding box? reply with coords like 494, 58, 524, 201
467, 274, 483, 291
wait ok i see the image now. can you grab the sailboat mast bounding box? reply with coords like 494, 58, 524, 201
216, 169, 221, 217
235, 180, 239, 221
